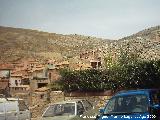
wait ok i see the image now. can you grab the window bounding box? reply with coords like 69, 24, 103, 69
104, 95, 148, 114
151, 90, 160, 105
15, 80, 18, 86
77, 102, 85, 115
40, 94, 45, 99
43, 103, 75, 117
19, 100, 28, 111
82, 100, 93, 111
104, 97, 116, 113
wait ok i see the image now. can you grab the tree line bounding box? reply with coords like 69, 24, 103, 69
50, 48, 160, 92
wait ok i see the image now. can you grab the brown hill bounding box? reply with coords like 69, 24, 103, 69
117, 26, 160, 60
0, 26, 108, 62
86, 25, 160, 63
0, 25, 160, 63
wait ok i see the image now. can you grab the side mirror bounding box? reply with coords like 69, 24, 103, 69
151, 104, 160, 119
95, 114, 101, 120
99, 108, 104, 114
152, 104, 160, 109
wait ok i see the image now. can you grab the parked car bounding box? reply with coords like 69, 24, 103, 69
96, 89, 160, 120
0, 97, 31, 120
41, 99, 96, 120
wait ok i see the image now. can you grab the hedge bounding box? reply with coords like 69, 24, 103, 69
58, 60, 160, 92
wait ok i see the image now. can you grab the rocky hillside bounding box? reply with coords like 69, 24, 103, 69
103, 26, 160, 61
0, 25, 160, 63
118, 26, 160, 60
0, 26, 108, 62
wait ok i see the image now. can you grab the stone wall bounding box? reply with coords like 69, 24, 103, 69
30, 91, 64, 118
50, 91, 64, 103
30, 91, 112, 118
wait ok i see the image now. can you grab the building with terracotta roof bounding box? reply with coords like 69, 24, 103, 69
10, 70, 30, 86
74, 63, 92, 70
10, 85, 30, 95
0, 64, 14, 96
12, 58, 40, 72
0, 63, 14, 78
48, 68, 61, 82
9, 70, 30, 96
55, 61, 69, 69
30, 76, 49, 92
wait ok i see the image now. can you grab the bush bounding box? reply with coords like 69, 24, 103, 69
59, 60, 160, 92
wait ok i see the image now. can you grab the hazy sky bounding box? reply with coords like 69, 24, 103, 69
0, 0, 160, 39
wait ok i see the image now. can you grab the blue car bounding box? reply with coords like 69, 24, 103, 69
96, 89, 160, 120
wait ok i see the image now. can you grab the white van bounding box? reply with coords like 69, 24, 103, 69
0, 98, 31, 120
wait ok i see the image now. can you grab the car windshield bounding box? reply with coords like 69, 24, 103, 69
43, 103, 75, 117
104, 94, 148, 115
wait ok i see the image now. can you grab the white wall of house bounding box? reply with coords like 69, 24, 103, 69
32, 70, 46, 78
10, 76, 22, 87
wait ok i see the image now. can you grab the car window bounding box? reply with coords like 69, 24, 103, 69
151, 90, 160, 105
104, 95, 148, 114
43, 103, 75, 117
77, 101, 85, 115
104, 97, 115, 113
18, 100, 28, 111
82, 100, 93, 111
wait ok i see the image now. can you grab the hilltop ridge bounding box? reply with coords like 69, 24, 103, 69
0, 25, 160, 63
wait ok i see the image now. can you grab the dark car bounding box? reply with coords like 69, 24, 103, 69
96, 89, 160, 120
